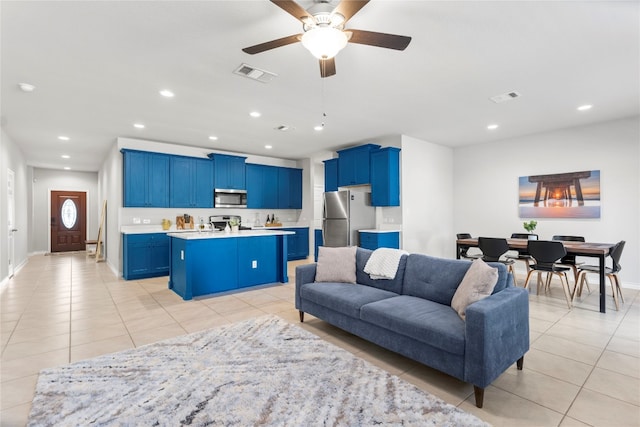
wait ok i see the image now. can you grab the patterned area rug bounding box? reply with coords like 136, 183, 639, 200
28, 315, 488, 426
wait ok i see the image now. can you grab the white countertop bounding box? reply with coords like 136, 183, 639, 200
358, 229, 402, 233
121, 225, 308, 235
167, 229, 295, 240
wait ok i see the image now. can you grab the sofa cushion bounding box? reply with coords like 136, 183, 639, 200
402, 254, 509, 305
299, 282, 398, 318
360, 295, 466, 355
451, 258, 499, 320
315, 246, 357, 283
355, 248, 407, 295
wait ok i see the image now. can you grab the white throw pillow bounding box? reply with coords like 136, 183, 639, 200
315, 246, 357, 284
451, 258, 499, 320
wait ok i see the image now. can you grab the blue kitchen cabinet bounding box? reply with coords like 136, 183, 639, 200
170, 155, 213, 208
237, 236, 277, 287
323, 158, 339, 191
278, 167, 302, 209
282, 227, 309, 260
170, 238, 238, 299
359, 231, 400, 250
122, 149, 170, 207
314, 229, 323, 261
246, 164, 278, 208
370, 147, 400, 207
123, 233, 170, 279
337, 144, 380, 187
209, 153, 246, 190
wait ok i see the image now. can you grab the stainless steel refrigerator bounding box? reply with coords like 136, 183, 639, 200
322, 190, 375, 247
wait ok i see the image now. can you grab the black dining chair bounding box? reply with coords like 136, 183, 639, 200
456, 233, 482, 260
505, 233, 538, 275
477, 237, 517, 282
575, 240, 625, 311
523, 240, 574, 309
552, 235, 585, 286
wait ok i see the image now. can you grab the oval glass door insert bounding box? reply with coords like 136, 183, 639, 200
61, 199, 78, 229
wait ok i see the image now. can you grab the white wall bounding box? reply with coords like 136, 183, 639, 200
400, 135, 455, 256
0, 129, 30, 283
30, 168, 99, 254
453, 117, 639, 286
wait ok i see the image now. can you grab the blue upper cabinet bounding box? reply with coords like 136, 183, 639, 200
247, 164, 278, 209
323, 158, 339, 192
337, 144, 381, 187
278, 167, 302, 209
122, 149, 170, 207
371, 147, 401, 206
209, 154, 246, 190
247, 164, 302, 209
170, 156, 213, 208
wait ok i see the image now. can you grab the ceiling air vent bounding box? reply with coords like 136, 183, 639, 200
233, 63, 277, 83
490, 91, 522, 104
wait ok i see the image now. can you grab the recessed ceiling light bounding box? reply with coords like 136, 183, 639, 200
249, 111, 261, 118
61, 155, 70, 159
265, 145, 273, 149
134, 123, 145, 129
209, 136, 218, 141
577, 104, 592, 111
159, 89, 174, 98
487, 124, 499, 130
18, 82, 36, 92
58, 135, 70, 141
314, 125, 324, 131
63, 167, 71, 170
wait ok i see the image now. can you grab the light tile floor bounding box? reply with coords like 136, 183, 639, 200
1, 253, 639, 426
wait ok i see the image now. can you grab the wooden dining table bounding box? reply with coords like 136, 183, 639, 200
456, 238, 617, 313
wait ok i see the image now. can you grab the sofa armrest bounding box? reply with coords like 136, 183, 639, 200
295, 264, 317, 309
464, 287, 530, 388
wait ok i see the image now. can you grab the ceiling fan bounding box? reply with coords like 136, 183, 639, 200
242, 0, 412, 78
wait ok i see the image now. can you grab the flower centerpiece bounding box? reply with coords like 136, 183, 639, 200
523, 220, 537, 234
228, 218, 240, 232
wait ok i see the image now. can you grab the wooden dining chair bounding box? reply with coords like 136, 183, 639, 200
505, 233, 538, 274
575, 240, 625, 311
523, 240, 574, 309
456, 233, 482, 260
477, 237, 517, 282
552, 235, 585, 286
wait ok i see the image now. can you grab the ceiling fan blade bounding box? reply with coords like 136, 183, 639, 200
333, 0, 370, 23
347, 29, 411, 51
242, 34, 302, 55
320, 57, 336, 78
270, 0, 314, 23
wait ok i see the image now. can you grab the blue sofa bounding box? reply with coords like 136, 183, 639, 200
295, 247, 530, 408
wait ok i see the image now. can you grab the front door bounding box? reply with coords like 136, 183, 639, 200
51, 191, 86, 252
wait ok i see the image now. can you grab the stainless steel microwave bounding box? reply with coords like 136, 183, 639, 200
214, 189, 247, 208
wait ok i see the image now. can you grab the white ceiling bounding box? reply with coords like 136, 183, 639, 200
2, 1, 638, 172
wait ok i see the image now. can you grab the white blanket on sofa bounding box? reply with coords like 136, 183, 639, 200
364, 248, 409, 280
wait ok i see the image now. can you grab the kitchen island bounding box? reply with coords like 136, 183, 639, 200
167, 229, 294, 300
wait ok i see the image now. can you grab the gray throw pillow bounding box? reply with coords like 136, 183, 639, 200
315, 246, 357, 283
451, 258, 499, 320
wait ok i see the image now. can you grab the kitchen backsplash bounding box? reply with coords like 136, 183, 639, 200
121, 208, 303, 227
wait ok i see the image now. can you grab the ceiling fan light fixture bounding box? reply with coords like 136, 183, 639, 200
301, 26, 348, 59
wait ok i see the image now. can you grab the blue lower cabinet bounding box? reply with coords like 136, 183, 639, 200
123, 233, 170, 280
281, 228, 309, 260
237, 236, 277, 287
170, 238, 239, 299
359, 231, 400, 250
168, 234, 289, 300
314, 229, 323, 261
